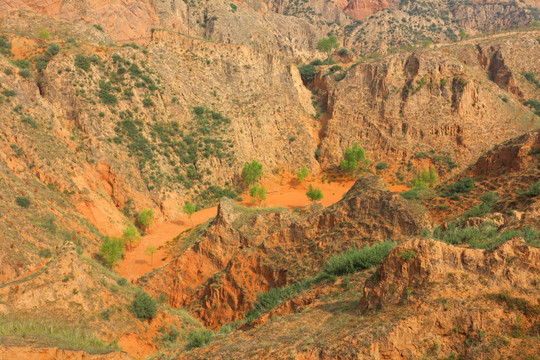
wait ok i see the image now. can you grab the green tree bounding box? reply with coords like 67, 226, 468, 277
298, 64, 318, 82
297, 166, 310, 184
122, 224, 141, 250
412, 167, 438, 188
242, 160, 263, 187
183, 202, 196, 225
317, 35, 339, 59
340, 143, 368, 175
145, 245, 157, 265
249, 184, 267, 205
306, 184, 324, 201
99, 236, 124, 268
137, 209, 155, 230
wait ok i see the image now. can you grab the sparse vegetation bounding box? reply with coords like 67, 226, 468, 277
183, 202, 196, 225
15, 196, 31, 208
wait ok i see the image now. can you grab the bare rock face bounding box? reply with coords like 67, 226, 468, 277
140, 175, 430, 327
470, 130, 540, 178
317, 35, 540, 180
337, 0, 390, 19
359, 237, 540, 310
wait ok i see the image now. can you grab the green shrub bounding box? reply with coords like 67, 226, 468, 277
93, 24, 104, 32
298, 64, 318, 82
16, 196, 31, 208
229, 3, 237, 12
19, 69, 32, 78
323, 241, 397, 276
46, 43, 60, 56
137, 209, 155, 229
3, 89, 16, 97
376, 162, 388, 170
309, 58, 323, 66
0, 35, 11, 56
429, 223, 539, 249
130, 291, 157, 320
442, 177, 474, 197
297, 166, 309, 183
306, 184, 323, 201
117, 277, 128, 286
187, 328, 213, 348
38, 28, 52, 40
249, 184, 267, 204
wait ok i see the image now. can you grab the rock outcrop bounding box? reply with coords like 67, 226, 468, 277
140, 175, 430, 327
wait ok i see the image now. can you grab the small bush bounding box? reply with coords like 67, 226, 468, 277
376, 162, 388, 170
306, 184, 323, 201
187, 328, 213, 348
137, 209, 155, 229
39, 28, 52, 40
130, 291, 157, 320
117, 277, 128, 286
93, 24, 104, 32
46, 43, 60, 56
16, 196, 31, 208
19, 69, 32, 78
309, 58, 323, 66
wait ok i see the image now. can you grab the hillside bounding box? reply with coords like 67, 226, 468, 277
0, 0, 539, 358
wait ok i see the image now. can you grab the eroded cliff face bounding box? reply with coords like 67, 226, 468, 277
316, 33, 540, 182
139, 175, 429, 327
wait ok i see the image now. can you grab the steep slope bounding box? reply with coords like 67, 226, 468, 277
315, 32, 540, 184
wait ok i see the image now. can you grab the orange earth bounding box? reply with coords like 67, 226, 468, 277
119, 176, 359, 281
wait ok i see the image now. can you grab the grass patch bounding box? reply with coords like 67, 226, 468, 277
0, 315, 118, 354
427, 224, 539, 249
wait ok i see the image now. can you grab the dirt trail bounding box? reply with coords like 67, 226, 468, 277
119, 177, 355, 281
